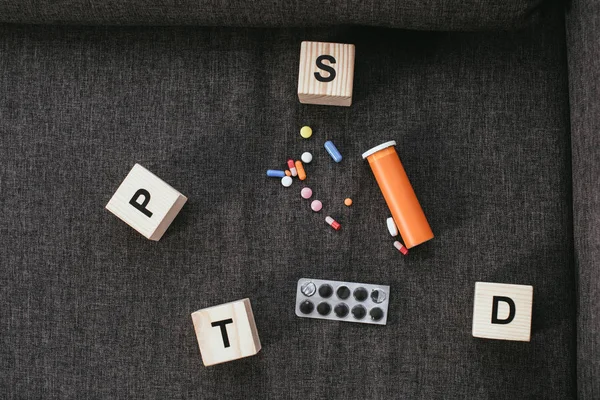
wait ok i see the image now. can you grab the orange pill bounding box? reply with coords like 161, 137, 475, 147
285, 170, 291, 176
295, 160, 306, 181
344, 198, 353, 206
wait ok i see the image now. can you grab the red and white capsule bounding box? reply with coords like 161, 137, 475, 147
287, 159, 298, 177
325, 216, 341, 231
394, 241, 409, 255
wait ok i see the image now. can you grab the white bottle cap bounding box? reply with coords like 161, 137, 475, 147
361, 141, 397, 159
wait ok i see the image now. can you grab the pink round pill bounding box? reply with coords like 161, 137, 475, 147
311, 200, 322, 212
301, 187, 313, 199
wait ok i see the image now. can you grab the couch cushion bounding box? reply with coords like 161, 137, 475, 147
0, 5, 575, 399
0, 0, 543, 31
566, 0, 600, 398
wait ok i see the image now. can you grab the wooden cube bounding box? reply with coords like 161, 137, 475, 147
472, 282, 533, 342
298, 41, 355, 107
105, 164, 187, 241
191, 298, 261, 366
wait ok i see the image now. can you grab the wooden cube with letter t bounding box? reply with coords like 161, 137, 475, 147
191, 298, 262, 366
472, 282, 533, 342
298, 41, 355, 106
105, 164, 187, 241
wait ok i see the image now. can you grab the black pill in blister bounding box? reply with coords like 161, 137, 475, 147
299, 300, 314, 314
319, 284, 333, 298
317, 302, 331, 316
336, 285, 350, 299
353, 287, 368, 301
334, 303, 349, 318
351, 305, 367, 319
370, 307, 384, 321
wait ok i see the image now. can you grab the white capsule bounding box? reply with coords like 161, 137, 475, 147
325, 216, 341, 230
394, 241, 409, 255
386, 217, 398, 236
301, 152, 313, 164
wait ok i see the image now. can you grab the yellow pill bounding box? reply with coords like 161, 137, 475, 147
300, 126, 312, 139
344, 198, 353, 206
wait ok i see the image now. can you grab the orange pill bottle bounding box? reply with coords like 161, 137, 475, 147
362, 141, 433, 248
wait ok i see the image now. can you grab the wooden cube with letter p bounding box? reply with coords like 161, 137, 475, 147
105, 164, 187, 241
298, 41, 355, 107
191, 298, 261, 366
472, 282, 533, 342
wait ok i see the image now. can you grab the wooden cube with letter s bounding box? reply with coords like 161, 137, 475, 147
298, 41, 355, 106
105, 164, 187, 240
191, 298, 262, 366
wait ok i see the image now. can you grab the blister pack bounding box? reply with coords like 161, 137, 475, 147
295, 278, 390, 325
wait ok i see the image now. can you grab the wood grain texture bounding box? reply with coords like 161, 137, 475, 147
105, 164, 187, 241
472, 282, 533, 342
298, 41, 355, 106
191, 298, 261, 366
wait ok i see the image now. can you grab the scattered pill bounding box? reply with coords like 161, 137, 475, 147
266, 169, 285, 178
324, 140, 342, 163
386, 217, 398, 236
311, 200, 322, 212
301, 152, 313, 163
300, 126, 313, 139
285, 170, 291, 176
287, 159, 298, 177
281, 176, 293, 187
394, 241, 409, 255
301, 187, 313, 199
295, 160, 306, 181
344, 198, 353, 207
325, 216, 341, 231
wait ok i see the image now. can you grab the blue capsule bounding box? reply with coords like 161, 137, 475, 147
266, 169, 286, 178
324, 141, 342, 163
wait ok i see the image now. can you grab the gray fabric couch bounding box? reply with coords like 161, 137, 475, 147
0, 0, 596, 398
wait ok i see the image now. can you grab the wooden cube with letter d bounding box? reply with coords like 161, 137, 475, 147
191, 298, 262, 366
472, 282, 533, 342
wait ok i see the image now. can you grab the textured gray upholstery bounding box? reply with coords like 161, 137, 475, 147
0, 0, 543, 31
0, 3, 578, 397
566, 0, 600, 397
